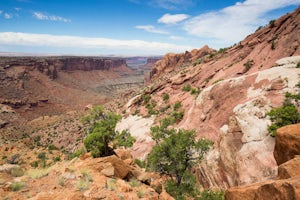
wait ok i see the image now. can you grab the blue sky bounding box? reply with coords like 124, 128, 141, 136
0, 0, 299, 56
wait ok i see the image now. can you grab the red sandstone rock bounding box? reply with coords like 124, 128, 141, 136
274, 124, 300, 165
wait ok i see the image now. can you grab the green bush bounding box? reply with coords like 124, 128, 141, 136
243, 60, 254, 72
162, 93, 170, 102
69, 147, 86, 160
182, 84, 191, 92
199, 189, 225, 200
296, 61, 300, 68
83, 106, 135, 157
141, 94, 151, 104
173, 102, 182, 111
10, 168, 24, 177
10, 182, 25, 191
268, 104, 300, 136
191, 88, 200, 96
269, 19, 275, 28
134, 158, 146, 168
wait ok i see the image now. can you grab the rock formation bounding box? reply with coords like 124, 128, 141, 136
225, 124, 300, 200
122, 6, 300, 189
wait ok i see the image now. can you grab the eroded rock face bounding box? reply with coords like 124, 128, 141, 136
184, 63, 300, 188
225, 124, 300, 200
274, 124, 300, 165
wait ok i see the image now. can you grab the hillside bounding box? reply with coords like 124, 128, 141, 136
122, 6, 300, 189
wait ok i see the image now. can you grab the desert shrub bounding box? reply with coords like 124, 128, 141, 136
10, 168, 24, 177
268, 87, 300, 136
83, 106, 135, 157
190, 88, 200, 96
134, 158, 146, 168
269, 19, 275, 28
129, 178, 140, 187
81, 169, 93, 182
137, 189, 144, 198
76, 179, 89, 191
296, 61, 300, 68
172, 111, 184, 121
69, 147, 86, 160
106, 178, 117, 191
141, 94, 151, 104
37, 152, 47, 168
199, 189, 225, 200
173, 102, 182, 111
213, 79, 224, 84
53, 156, 61, 162
162, 93, 170, 102
28, 169, 49, 179
58, 176, 65, 186
192, 58, 202, 66
10, 182, 25, 191
147, 129, 213, 191
30, 161, 39, 168
182, 84, 191, 92
243, 59, 254, 72
268, 103, 300, 136
48, 144, 59, 151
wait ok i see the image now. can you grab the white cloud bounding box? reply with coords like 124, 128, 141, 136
4, 13, 12, 19
184, 0, 300, 47
135, 25, 169, 34
158, 13, 189, 25
170, 35, 183, 40
150, 0, 194, 10
0, 32, 194, 54
33, 12, 71, 22
14, 7, 21, 11
0, 10, 3, 15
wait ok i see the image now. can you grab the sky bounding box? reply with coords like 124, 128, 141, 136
0, 0, 299, 56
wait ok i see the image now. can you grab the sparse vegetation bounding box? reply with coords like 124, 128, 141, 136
10, 182, 25, 191
129, 178, 140, 187
162, 93, 170, 102
107, 178, 117, 191
192, 58, 202, 66
296, 61, 300, 68
199, 189, 225, 200
269, 19, 276, 28
243, 59, 254, 73
58, 176, 65, 186
182, 84, 191, 92
10, 168, 24, 177
76, 178, 90, 191
137, 189, 145, 198
213, 79, 224, 84
28, 169, 49, 179
190, 88, 200, 96
268, 83, 300, 136
134, 158, 146, 168
173, 101, 182, 111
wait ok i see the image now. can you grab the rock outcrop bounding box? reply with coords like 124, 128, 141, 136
225, 124, 300, 200
274, 124, 300, 165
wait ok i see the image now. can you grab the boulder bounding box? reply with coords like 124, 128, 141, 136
85, 155, 130, 179
274, 124, 300, 165
277, 156, 300, 179
225, 176, 300, 200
